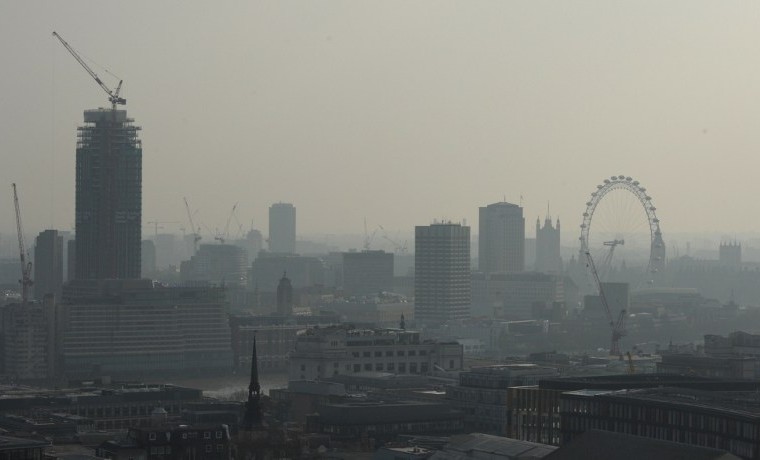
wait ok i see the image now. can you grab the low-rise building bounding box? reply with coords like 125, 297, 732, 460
288, 326, 463, 381
0, 383, 203, 430
507, 374, 760, 447
431, 433, 556, 459
308, 400, 463, 442
560, 387, 760, 459
446, 364, 558, 435
98, 424, 231, 460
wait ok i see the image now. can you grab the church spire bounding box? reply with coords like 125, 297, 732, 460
243, 337, 262, 428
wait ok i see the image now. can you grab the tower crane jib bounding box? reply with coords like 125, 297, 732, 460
52, 31, 126, 110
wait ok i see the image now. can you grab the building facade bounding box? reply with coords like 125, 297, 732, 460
479, 202, 525, 274
446, 364, 559, 435
34, 229, 64, 301
268, 203, 296, 254
288, 326, 463, 381
415, 223, 471, 323
60, 279, 232, 378
560, 387, 760, 459
0, 298, 58, 380
75, 109, 142, 280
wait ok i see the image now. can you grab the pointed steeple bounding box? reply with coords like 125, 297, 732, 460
243, 337, 262, 428
400, 313, 406, 330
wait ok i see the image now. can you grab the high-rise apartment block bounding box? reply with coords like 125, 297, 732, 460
415, 223, 471, 323
269, 203, 296, 254
479, 202, 525, 273
535, 216, 561, 274
75, 109, 142, 280
34, 230, 64, 301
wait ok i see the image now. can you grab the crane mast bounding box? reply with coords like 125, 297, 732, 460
585, 251, 627, 357
52, 31, 126, 110
12, 184, 33, 304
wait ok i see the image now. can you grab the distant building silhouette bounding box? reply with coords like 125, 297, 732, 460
276, 272, 293, 315
180, 243, 247, 286
535, 215, 561, 274
415, 222, 471, 323
342, 250, 394, 296
141, 240, 156, 277
719, 241, 741, 268
268, 203, 296, 254
74, 109, 142, 280
479, 202, 525, 273
34, 230, 63, 301
249, 254, 325, 293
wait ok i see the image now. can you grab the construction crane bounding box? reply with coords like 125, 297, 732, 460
12, 184, 33, 304
146, 221, 179, 240
378, 225, 408, 254
599, 239, 624, 280
363, 218, 377, 251
626, 351, 635, 375
52, 31, 126, 110
585, 251, 627, 357
215, 203, 238, 244
183, 197, 202, 253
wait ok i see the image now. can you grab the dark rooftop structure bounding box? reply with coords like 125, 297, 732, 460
538, 373, 760, 392
545, 430, 740, 460
310, 400, 463, 441
560, 388, 760, 458
430, 433, 556, 459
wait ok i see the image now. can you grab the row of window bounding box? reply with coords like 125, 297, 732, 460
148, 430, 224, 441
351, 362, 429, 373
351, 349, 429, 358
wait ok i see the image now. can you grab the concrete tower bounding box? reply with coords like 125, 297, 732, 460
415, 222, 471, 323
478, 202, 525, 273
75, 109, 142, 279
268, 203, 296, 254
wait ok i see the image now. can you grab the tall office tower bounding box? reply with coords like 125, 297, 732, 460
415, 223, 471, 323
478, 202, 525, 273
268, 203, 296, 254
75, 109, 142, 279
535, 216, 562, 274
34, 230, 64, 301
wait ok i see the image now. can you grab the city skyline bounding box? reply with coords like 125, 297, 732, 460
2, 2, 760, 240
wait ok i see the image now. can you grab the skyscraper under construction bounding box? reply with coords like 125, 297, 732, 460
75, 108, 142, 279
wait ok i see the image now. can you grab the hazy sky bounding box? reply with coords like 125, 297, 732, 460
2, 1, 760, 248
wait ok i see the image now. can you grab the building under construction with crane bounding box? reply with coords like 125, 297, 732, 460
75, 109, 142, 279
53, 32, 142, 280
